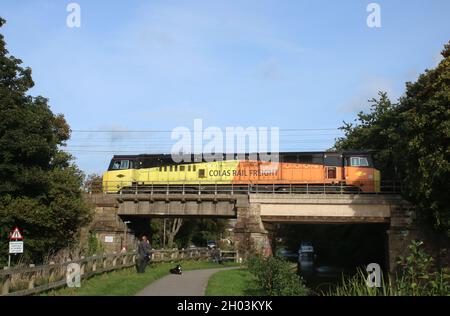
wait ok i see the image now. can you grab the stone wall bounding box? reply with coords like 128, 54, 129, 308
83, 194, 136, 253
387, 202, 449, 273
233, 204, 273, 260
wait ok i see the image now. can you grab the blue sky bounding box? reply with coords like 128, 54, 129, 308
1, 0, 449, 174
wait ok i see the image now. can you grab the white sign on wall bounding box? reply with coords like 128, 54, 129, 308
104, 236, 114, 243
9, 241, 24, 254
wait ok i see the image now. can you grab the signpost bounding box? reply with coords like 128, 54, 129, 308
8, 227, 23, 267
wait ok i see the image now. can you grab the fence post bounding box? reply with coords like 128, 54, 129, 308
1, 274, 10, 295
28, 265, 36, 290
80, 260, 85, 278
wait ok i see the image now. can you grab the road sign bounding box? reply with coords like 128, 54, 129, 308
9, 241, 24, 254
10, 227, 23, 240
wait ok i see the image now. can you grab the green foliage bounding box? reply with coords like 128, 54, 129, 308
83, 173, 103, 193
86, 232, 104, 256
335, 92, 400, 179
326, 240, 450, 296
0, 17, 91, 264
178, 218, 227, 247
395, 240, 450, 295
247, 255, 309, 296
335, 41, 450, 234
325, 268, 393, 296
147, 218, 228, 249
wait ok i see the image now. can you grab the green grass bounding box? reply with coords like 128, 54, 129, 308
42, 260, 240, 296
205, 268, 265, 296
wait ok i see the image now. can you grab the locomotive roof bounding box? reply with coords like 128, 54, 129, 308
110, 150, 374, 160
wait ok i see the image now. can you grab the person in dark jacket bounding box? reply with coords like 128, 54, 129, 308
136, 235, 151, 273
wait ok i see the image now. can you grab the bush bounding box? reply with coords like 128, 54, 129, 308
395, 240, 450, 296
247, 255, 309, 296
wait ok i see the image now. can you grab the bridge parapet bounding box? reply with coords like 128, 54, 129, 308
249, 194, 408, 224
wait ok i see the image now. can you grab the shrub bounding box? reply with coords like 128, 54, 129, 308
247, 255, 309, 296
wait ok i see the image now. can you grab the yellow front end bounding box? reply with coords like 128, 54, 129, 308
102, 169, 137, 193
374, 169, 381, 192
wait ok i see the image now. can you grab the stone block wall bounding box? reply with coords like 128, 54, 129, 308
233, 204, 273, 260
83, 194, 137, 253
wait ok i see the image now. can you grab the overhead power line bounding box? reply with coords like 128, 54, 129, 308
71, 128, 341, 133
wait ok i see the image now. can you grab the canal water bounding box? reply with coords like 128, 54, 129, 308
275, 223, 389, 294
297, 258, 356, 294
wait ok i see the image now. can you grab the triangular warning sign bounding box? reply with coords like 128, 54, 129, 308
10, 227, 23, 240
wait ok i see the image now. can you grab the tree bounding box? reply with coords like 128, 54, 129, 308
0, 18, 91, 264
335, 92, 400, 179
83, 173, 103, 193
335, 41, 450, 234
176, 218, 228, 247
165, 218, 183, 248
394, 43, 450, 232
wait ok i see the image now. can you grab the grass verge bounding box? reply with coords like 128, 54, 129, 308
205, 268, 265, 296
42, 260, 240, 296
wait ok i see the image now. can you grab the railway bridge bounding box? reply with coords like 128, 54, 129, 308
86, 189, 415, 273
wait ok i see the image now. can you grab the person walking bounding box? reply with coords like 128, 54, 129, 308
136, 235, 151, 273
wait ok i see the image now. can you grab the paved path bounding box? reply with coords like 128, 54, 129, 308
136, 267, 240, 296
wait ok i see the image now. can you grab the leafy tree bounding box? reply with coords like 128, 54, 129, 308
335, 92, 400, 179
0, 18, 91, 264
336, 41, 450, 234
145, 218, 228, 249
177, 218, 227, 248
83, 173, 103, 193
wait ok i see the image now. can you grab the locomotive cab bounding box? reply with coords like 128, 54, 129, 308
102, 156, 139, 193
343, 153, 380, 192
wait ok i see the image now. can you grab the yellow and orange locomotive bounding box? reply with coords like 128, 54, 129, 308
102, 151, 381, 193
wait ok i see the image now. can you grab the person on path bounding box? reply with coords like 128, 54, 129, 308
136, 235, 151, 273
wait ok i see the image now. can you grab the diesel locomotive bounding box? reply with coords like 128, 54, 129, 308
102, 151, 381, 193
